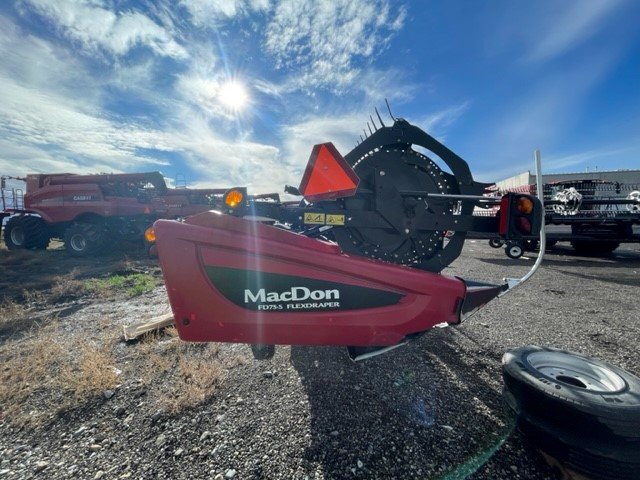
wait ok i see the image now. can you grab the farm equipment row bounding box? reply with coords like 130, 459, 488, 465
0, 172, 266, 256
480, 179, 640, 258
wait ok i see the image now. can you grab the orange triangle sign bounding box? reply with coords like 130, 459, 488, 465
298, 143, 359, 202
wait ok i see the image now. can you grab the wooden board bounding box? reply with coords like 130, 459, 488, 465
123, 312, 174, 341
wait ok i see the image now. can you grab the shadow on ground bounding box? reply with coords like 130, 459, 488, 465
289, 331, 554, 479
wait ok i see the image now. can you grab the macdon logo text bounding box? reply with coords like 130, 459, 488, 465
244, 287, 340, 311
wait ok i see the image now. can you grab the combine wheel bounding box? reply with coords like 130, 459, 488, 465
64, 223, 106, 257
571, 240, 619, 255
505, 241, 523, 259
489, 238, 504, 248
4, 216, 50, 250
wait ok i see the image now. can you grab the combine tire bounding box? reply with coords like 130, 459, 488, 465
505, 242, 523, 259
571, 240, 620, 255
64, 223, 106, 257
503, 346, 640, 479
489, 238, 504, 248
4, 216, 50, 250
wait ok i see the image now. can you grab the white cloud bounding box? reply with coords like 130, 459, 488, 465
19, 0, 187, 58
282, 113, 366, 173
526, 0, 625, 63
264, 0, 406, 91
281, 104, 468, 180
180, 0, 270, 26
0, 76, 172, 168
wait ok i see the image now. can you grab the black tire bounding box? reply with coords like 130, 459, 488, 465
488, 238, 504, 248
4, 216, 50, 250
571, 240, 620, 255
503, 345, 640, 442
513, 410, 640, 480
251, 344, 275, 360
505, 242, 523, 259
64, 223, 106, 257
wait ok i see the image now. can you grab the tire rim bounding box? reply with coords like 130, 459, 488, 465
510, 246, 522, 256
70, 234, 87, 252
527, 351, 626, 393
10, 226, 25, 246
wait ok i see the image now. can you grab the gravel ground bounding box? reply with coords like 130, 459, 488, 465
1, 241, 639, 479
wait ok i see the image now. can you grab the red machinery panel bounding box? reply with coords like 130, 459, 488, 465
154, 212, 466, 347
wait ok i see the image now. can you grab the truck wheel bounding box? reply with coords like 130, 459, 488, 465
514, 411, 640, 480
505, 242, 523, 259
4, 216, 50, 250
503, 346, 640, 442
571, 240, 620, 255
489, 238, 504, 248
64, 223, 105, 257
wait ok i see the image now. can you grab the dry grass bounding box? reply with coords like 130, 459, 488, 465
0, 331, 119, 427
49, 269, 86, 303
0, 314, 239, 427
0, 249, 46, 267
0, 298, 25, 325
134, 329, 227, 412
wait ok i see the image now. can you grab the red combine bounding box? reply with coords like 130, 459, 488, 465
0, 172, 246, 256
153, 115, 546, 360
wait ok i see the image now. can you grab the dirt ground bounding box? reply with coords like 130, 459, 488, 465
0, 240, 639, 479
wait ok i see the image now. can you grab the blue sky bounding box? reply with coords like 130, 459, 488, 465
0, 0, 638, 192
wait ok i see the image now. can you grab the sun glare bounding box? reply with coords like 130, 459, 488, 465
219, 80, 249, 112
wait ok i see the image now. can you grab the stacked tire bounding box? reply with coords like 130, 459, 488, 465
3, 216, 50, 250
503, 346, 640, 480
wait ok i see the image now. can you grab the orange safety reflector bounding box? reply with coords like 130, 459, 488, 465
298, 143, 359, 201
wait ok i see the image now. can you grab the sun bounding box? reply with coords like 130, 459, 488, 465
219, 80, 249, 112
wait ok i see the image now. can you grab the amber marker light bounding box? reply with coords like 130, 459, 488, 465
145, 226, 156, 243
517, 196, 534, 215
225, 189, 244, 208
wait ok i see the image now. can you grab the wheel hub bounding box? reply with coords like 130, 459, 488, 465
527, 351, 626, 393
70, 234, 87, 251
10, 226, 25, 246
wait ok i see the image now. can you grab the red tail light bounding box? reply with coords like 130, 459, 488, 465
517, 217, 532, 234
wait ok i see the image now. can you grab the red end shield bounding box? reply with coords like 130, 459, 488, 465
298, 143, 359, 201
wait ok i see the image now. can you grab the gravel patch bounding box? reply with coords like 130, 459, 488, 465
1, 242, 638, 479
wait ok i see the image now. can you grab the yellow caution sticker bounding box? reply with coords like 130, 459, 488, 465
304, 212, 326, 225
325, 214, 345, 225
